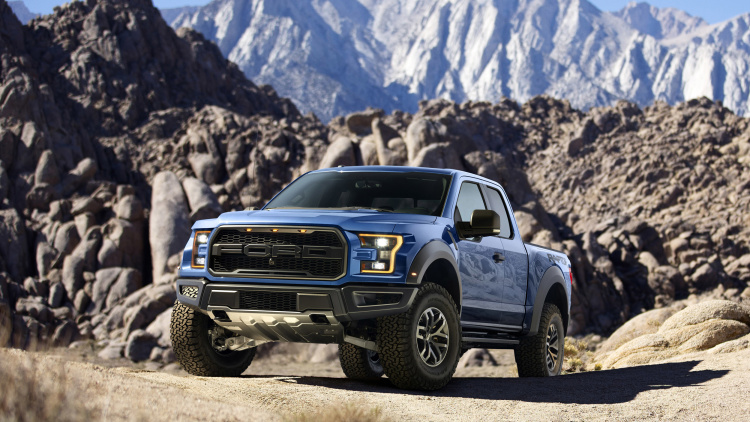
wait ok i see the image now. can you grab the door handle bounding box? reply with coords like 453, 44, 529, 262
493, 252, 505, 263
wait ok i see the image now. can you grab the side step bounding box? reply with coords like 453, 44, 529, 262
462, 334, 520, 350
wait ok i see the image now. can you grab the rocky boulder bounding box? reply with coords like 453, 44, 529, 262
597, 300, 750, 369
182, 177, 222, 222
149, 171, 190, 284
318, 136, 356, 169
0, 209, 29, 281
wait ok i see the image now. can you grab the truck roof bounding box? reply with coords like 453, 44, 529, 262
310, 166, 501, 187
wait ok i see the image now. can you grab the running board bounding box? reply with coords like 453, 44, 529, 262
461, 322, 522, 333
462, 336, 520, 349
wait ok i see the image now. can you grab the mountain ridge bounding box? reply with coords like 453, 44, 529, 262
166, 0, 750, 121
7, 1, 35, 23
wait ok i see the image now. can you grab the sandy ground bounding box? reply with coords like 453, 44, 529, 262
2, 347, 749, 421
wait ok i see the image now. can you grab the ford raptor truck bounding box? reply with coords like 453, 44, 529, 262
170, 166, 572, 390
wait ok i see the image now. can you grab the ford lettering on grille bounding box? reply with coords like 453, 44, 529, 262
212, 244, 344, 259
208, 227, 346, 280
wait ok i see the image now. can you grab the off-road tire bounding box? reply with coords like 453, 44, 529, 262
338, 343, 384, 380
376, 283, 461, 390
514, 303, 564, 377
170, 301, 256, 377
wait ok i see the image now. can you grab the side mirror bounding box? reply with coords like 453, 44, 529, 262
457, 209, 501, 238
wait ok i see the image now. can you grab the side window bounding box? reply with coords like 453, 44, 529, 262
484, 186, 513, 239
455, 182, 486, 223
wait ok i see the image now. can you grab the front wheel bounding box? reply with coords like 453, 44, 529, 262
339, 343, 384, 380
514, 303, 564, 377
377, 283, 461, 390
170, 301, 256, 377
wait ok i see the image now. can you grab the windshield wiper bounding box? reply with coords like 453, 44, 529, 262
339, 206, 394, 213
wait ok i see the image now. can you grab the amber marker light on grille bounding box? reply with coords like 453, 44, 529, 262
245, 228, 253, 232
299, 229, 308, 233
272, 228, 279, 232
191, 230, 211, 268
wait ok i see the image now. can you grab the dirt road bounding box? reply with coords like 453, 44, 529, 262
2, 347, 749, 421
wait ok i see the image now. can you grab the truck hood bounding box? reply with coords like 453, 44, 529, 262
192, 209, 438, 233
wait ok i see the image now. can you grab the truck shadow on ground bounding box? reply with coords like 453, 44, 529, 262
277, 361, 728, 404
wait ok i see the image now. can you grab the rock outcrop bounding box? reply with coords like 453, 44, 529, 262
0, 0, 328, 358
597, 300, 750, 368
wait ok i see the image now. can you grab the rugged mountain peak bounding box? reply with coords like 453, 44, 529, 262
168, 0, 750, 120
22, 0, 298, 134
1, 1, 25, 52
7, 1, 36, 24
614, 1, 707, 39
168, 0, 404, 122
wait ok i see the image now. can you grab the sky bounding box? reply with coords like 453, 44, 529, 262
22, 0, 750, 24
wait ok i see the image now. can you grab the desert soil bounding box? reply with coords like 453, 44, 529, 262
3, 347, 750, 421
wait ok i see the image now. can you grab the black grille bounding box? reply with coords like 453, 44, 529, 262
212, 255, 343, 277
238, 291, 297, 312
209, 227, 346, 280
214, 230, 342, 247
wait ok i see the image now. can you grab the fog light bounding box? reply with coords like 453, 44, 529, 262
372, 262, 386, 270
353, 292, 403, 306
194, 257, 205, 266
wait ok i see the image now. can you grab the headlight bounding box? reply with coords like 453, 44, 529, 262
191, 230, 211, 268
358, 234, 403, 273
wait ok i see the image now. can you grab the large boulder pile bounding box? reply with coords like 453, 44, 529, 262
597, 300, 750, 368
0, 0, 327, 358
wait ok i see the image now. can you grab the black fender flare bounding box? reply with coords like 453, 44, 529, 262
527, 265, 568, 336
407, 240, 462, 308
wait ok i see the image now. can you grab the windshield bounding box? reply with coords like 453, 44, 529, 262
265, 171, 453, 216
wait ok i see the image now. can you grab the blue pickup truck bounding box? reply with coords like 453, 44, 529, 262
170, 166, 572, 390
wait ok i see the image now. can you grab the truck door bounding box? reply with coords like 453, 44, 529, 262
454, 181, 507, 325
482, 185, 528, 326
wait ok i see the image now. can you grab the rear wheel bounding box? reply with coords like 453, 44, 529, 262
377, 283, 461, 390
514, 303, 564, 377
170, 301, 256, 377
338, 343, 384, 380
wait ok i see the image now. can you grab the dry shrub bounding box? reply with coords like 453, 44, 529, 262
286, 402, 389, 422
563, 337, 602, 373
0, 352, 96, 422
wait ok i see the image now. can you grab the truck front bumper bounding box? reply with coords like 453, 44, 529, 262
175, 278, 417, 344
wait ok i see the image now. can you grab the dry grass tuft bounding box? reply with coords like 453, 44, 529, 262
563, 337, 602, 373
286, 402, 390, 422
0, 351, 96, 422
